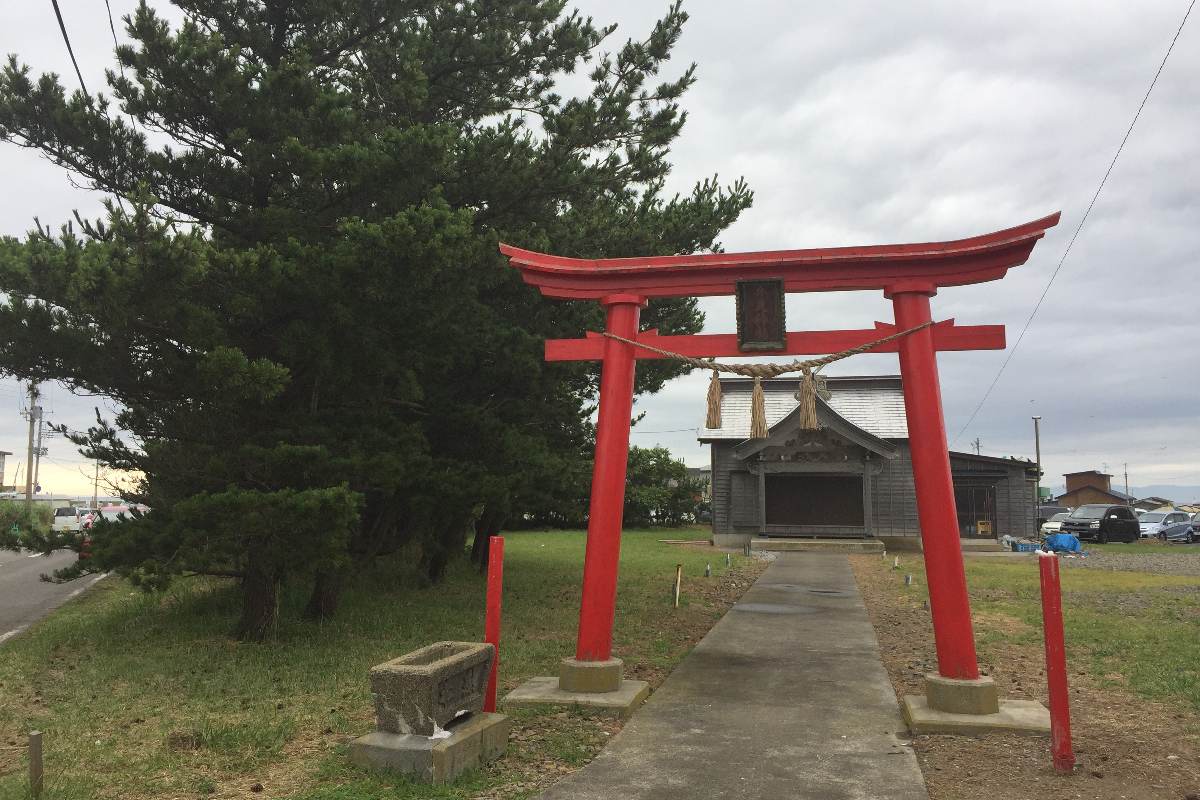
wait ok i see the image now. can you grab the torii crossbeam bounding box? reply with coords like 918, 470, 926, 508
501, 213, 1060, 703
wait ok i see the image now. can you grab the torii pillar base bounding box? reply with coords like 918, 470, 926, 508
904, 675, 1049, 737
502, 675, 650, 719
559, 657, 624, 693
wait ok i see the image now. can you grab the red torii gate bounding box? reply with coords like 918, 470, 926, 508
501, 212, 1059, 699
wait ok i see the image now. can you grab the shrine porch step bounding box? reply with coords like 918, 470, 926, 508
959, 539, 1005, 552
749, 537, 884, 553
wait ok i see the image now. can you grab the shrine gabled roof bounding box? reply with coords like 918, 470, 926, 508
696, 376, 908, 442
502, 214, 1060, 300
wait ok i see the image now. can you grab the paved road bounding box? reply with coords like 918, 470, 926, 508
537, 553, 928, 800
0, 549, 103, 645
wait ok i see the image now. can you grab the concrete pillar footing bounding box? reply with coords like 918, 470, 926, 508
924, 673, 999, 715
502, 676, 649, 719
560, 657, 623, 693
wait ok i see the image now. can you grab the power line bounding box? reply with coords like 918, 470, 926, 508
49, 0, 89, 96
103, 0, 121, 55
951, 0, 1196, 446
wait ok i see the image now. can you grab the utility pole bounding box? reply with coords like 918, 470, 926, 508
32, 410, 46, 499
1033, 416, 1042, 529
972, 438, 981, 455
1124, 464, 1130, 507
24, 383, 38, 512
92, 458, 100, 509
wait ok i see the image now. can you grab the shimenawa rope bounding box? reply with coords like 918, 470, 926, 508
603, 320, 934, 438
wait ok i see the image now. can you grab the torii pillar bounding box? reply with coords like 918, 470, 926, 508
501, 213, 1059, 718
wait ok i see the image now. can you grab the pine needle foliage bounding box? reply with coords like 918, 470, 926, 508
0, 0, 752, 638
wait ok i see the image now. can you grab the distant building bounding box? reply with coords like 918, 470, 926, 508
1055, 470, 1131, 509
0, 493, 123, 510
1132, 496, 1173, 512
700, 376, 1037, 548
688, 468, 711, 501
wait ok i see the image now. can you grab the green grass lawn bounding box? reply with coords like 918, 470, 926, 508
884, 556, 1200, 710
0, 530, 748, 799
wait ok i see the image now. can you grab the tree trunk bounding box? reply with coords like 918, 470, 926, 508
470, 503, 507, 572
302, 565, 348, 620
424, 514, 474, 583
236, 542, 278, 641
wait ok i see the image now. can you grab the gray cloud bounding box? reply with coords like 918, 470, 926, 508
1, 1, 1198, 495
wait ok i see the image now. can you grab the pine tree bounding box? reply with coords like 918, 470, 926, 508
0, 0, 751, 639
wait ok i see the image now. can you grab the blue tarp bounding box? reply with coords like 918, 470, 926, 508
1044, 533, 1082, 553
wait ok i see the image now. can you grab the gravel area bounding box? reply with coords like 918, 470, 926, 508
1057, 549, 1200, 577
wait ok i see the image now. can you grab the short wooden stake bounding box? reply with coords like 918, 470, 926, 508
29, 731, 43, 798
674, 564, 682, 608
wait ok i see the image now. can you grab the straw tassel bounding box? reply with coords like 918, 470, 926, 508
750, 377, 769, 439
705, 370, 722, 429
798, 368, 818, 430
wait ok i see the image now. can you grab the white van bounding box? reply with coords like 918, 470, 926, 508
53, 507, 89, 532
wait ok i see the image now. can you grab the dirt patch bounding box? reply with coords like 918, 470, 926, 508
849, 554, 1200, 800
1061, 551, 1200, 577
614, 555, 771, 690
468, 711, 626, 799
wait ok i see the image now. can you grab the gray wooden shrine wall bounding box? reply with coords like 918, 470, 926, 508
711, 441, 1035, 545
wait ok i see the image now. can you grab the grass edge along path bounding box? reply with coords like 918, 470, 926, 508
850, 552, 1200, 800
0, 530, 764, 800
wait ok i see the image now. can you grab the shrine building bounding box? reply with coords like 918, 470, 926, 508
700, 376, 1038, 548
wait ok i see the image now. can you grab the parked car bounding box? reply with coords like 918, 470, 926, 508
1040, 512, 1071, 536
96, 505, 150, 523
1138, 510, 1191, 539
1059, 504, 1140, 543
1157, 511, 1199, 544
52, 506, 89, 532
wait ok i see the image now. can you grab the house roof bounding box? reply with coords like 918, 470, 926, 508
697, 376, 908, 441
950, 451, 1037, 468
731, 395, 900, 461
1056, 485, 1129, 503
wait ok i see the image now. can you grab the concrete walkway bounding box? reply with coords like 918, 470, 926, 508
538, 553, 929, 800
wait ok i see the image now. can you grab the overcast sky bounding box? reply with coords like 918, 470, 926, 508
1, 0, 1199, 500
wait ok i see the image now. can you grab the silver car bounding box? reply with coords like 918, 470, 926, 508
1157, 511, 1200, 544
1138, 510, 1191, 539
1040, 512, 1071, 536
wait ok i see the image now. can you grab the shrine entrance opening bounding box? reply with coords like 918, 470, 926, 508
500, 212, 1059, 714
765, 474, 864, 528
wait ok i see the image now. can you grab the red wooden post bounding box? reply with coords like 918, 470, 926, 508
483, 535, 504, 713
890, 286, 980, 680
575, 295, 645, 662
1039, 552, 1075, 772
